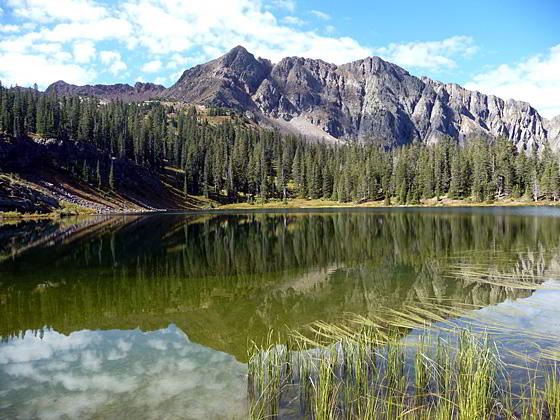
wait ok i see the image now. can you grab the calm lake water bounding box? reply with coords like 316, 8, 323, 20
1, 207, 560, 419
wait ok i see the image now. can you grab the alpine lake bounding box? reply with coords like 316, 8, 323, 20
2, 207, 560, 419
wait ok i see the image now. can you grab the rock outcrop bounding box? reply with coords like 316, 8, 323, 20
45, 80, 166, 102
544, 115, 560, 149
46, 46, 558, 149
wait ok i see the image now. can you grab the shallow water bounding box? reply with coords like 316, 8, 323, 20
2, 207, 560, 418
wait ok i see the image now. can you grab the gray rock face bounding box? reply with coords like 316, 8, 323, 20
162, 45, 272, 107
544, 115, 560, 149
47, 46, 557, 149
165, 47, 552, 149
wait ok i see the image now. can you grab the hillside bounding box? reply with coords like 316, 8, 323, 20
0, 135, 214, 215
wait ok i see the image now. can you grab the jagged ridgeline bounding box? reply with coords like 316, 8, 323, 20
1, 70, 560, 207
45, 46, 560, 149
1, 211, 557, 360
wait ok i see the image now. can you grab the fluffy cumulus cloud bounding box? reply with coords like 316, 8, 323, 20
99, 50, 127, 75
282, 15, 306, 26
374, 36, 478, 70
465, 44, 560, 119
142, 60, 162, 73
0, 24, 20, 32
0, 53, 95, 87
73, 40, 95, 63
7, 0, 107, 23
0, 0, 508, 99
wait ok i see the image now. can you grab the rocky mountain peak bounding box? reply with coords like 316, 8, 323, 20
42, 46, 558, 150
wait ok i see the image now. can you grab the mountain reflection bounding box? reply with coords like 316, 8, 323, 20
2, 208, 560, 360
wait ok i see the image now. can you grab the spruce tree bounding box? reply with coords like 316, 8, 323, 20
82, 160, 89, 183
109, 160, 115, 190
96, 160, 102, 189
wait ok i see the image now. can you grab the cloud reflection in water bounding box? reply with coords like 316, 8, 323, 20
0, 324, 247, 419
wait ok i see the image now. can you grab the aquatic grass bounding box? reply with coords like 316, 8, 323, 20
455, 330, 498, 419
247, 331, 294, 419
544, 366, 560, 420
248, 322, 560, 419
247, 248, 560, 419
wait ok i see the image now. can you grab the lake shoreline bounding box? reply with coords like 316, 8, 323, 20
3, 197, 560, 220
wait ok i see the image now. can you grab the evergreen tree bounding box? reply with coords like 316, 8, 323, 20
82, 160, 89, 183
109, 160, 115, 190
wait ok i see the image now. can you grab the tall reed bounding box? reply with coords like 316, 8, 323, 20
247, 326, 560, 419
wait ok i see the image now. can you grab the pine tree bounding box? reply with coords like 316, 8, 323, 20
183, 170, 188, 199
109, 160, 115, 190
96, 160, 102, 188
82, 160, 89, 183
203, 151, 210, 198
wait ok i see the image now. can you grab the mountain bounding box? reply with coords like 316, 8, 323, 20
544, 115, 560, 149
163, 45, 272, 108
46, 46, 556, 149
45, 80, 166, 102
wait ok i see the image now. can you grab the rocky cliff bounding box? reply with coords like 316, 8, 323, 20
544, 115, 560, 149
46, 46, 559, 149
45, 80, 166, 102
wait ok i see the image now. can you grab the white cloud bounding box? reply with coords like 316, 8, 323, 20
310, 10, 331, 20
39, 18, 132, 43
142, 60, 162, 73
0, 0, 486, 90
116, 0, 371, 65
99, 50, 119, 64
73, 40, 95, 63
374, 36, 478, 70
465, 44, 560, 119
0, 25, 21, 33
7, 0, 107, 23
153, 76, 167, 85
169, 71, 183, 83
171, 53, 195, 66
268, 0, 296, 12
0, 52, 95, 87
283, 16, 306, 26
99, 50, 127, 75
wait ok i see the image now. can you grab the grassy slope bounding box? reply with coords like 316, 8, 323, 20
0, 166, 220, 219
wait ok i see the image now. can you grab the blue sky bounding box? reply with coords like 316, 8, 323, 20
0, 0, 559, 117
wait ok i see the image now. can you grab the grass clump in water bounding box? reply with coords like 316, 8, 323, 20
248, 325, 560, 419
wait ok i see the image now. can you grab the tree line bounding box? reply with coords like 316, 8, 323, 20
1, 83, 559, 203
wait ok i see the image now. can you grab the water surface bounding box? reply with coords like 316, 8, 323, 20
2, 207, 560, 418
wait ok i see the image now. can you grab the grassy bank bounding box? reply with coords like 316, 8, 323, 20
0, 202, 97, 220
248, 325, 560, 420
218, 196, 560, 210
